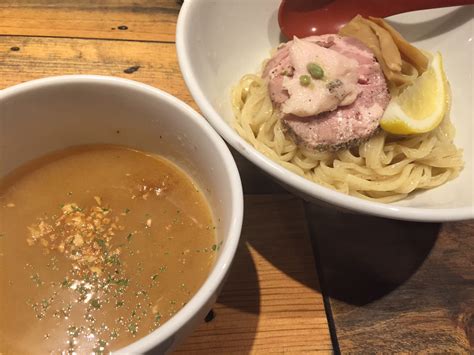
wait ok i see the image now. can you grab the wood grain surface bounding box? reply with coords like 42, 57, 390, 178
0, 1, 333, 353
1, 0, 473, 353
0, 0, 178, 42
177, 195, 332, 353
306, 204, 474, 353
0, 36, 196, 109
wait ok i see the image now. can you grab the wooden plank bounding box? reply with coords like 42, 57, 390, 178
0, 0, 179, 42
177, 195, 332, 353
2, 2, 325, 353
0, 36, 195, 108
0, 35, 290, 196
306, 204, 474, 353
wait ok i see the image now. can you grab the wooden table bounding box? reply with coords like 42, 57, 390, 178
1, 1, 472, 353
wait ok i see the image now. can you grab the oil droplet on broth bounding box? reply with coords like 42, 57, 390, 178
0, 145, 218, 353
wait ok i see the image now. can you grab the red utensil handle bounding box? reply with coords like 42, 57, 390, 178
280, 0, 474, 16
278, 0, 473, 38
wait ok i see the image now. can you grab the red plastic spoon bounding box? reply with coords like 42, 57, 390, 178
278, 0, 474, 39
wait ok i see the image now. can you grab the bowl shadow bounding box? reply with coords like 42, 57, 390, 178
304, 200, 440, 306
230, 145, 440, 307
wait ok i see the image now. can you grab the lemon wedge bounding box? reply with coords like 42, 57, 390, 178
380, 52, 449, 135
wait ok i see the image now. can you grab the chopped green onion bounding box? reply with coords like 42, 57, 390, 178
307, 62, 324, 79
299, 75, 311, 86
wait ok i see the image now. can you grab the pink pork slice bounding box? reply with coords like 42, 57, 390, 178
263, 35, 390, 151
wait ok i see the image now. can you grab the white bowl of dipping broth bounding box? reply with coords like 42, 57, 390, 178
0, 75, 243, 353
176, 0, 473, 222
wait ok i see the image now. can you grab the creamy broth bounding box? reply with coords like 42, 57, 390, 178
0, 145, 217, 354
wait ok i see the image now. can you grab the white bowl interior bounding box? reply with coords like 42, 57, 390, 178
0, 76, 243, 353
177, 0, 473, 221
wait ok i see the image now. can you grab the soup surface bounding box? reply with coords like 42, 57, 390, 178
0, 145, 217, 354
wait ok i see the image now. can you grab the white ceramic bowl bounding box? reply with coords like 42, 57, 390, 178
176, 0, 473, 222
0, 75, 243, 353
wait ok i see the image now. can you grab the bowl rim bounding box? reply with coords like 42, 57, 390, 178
176, 0, 473, 222
0, 75, 244, 353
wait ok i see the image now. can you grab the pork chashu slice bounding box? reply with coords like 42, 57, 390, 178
263, 35, 390, 151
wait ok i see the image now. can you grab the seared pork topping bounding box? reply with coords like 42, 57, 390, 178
264, 35, 390, 151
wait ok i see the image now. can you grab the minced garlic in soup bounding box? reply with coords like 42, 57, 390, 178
0, 145, 217, 354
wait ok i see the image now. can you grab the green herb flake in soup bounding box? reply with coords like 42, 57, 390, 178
0, 144, 217, 354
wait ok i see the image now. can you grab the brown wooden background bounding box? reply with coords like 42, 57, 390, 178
1, 1, 473, 353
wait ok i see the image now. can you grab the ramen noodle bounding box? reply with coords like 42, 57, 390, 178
231, 17, 463, 202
